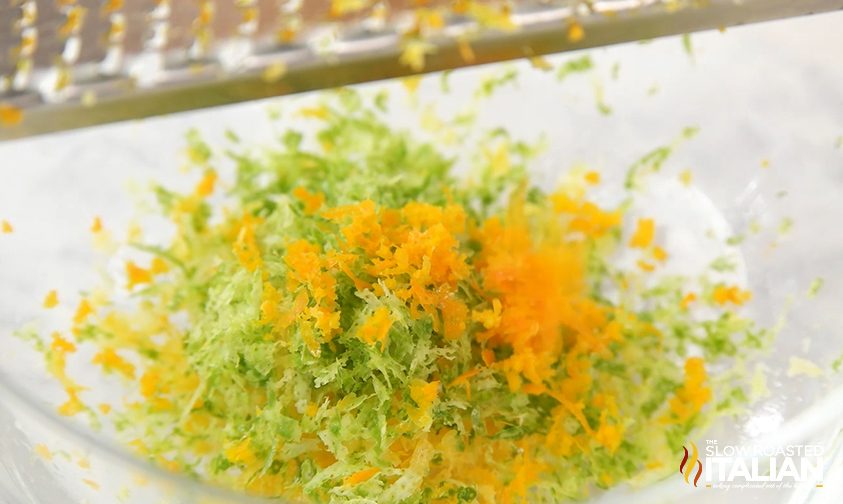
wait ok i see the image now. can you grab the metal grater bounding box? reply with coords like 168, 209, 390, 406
0, 0, 841, 141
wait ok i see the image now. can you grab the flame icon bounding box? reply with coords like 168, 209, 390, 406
679, 441, 703, 487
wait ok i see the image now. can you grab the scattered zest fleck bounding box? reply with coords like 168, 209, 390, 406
34, 444, 53, 461
43, 290, 59, 309
126, 261, 153, 290
629, 218, 655, 249
584, 171, 601, 185
712, 285, 752, 306
0, 104, 23, 127
680, 292, 697, 310
567, 21, 585, 43
637, 259, 655, 272
194, 170, 218, 198
82, 479, 100, 491
651, 246, 668, 263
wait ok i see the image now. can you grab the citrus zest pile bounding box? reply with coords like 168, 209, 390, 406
23, 90, 769, 503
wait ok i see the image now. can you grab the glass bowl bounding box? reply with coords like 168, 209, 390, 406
1, 11, 842, 504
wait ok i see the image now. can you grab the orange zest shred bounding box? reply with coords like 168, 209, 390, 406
92, 348, 136, 379
139, 370, 160, 398
1, 220, 13, 233
481, 348, 496, 366
73, 299, 94, 327
637, 259, 655, 272
550, 192, 622, 238
594, 418, 624, 453
408, 380, 440, 430
149, 257, 169, 275
343, 467, 380, 486
82, 479, 100, 491
48, 332, 86, 416
472, 298, 502, 330
284, 239, 340, 354
43, 290, 60, 309
260, 281, 293, 333
34, 444, 53, 461
225, 438, 258, 466
194, 169, 218, 198
680, 292, 697, 310
0, 104, 23, 126
357, 307, 393, 348
665, 357, 712, 423
475, 189, 616, 392
584, 170, 601, 185
629, 218, 655, 249
126, 261, 153, 290
712, 284, 752, 306
292, 186, 326, 215
91, 216, 103, 233
567, 21, 585, 43
449, 368, 480, 399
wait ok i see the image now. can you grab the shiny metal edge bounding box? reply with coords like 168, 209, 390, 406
1, 0, 842, 141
